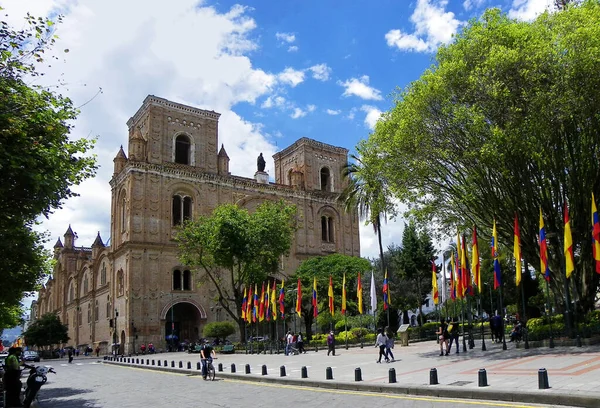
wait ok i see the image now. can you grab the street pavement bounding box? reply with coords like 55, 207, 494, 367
102, 338, 600, 408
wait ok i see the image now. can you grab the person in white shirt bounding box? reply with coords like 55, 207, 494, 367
375, 328, 389, 363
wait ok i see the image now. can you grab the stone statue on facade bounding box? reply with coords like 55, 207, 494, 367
257, 153, 266, 172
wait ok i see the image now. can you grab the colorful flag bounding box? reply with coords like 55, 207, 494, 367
258, 282, 265, 322
271, 281, 277, 321
246, 285, 253, 323
564, 201, 575, 279
312, 277, 318, 317
455, 229, 463, 298
539, 209, 550, 281
253, 284, 259, 322
241, 287, 247, 320
328, 276, 334, 316
593, 193, 600, 274
461, 235, 471, 296
265, 282, 271, 321
432, 261, 439, 305
449, 252, 456, 300
472, 226, 480, 290
492, 219, 502, 289
382, 270, 390, 310
341, 273, 347, 315
370, 271, 377, 315
279, 280, 285, 318
295, 279, 302, 317
357, 272, 363, 314
514, 213, 522, 286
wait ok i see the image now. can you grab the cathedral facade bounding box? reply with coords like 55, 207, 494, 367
34, 96, 360, 354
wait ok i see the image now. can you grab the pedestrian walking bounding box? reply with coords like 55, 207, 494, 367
375, 328, 389, 363
385, 330, 395, 362
68, 348, 74, 363
447, 317, 460, 354
95, 346, 100, 357
327, 331, 336, 356
285, 331, 293, 356
297, 332, 306, 353
436, 318, 449, 356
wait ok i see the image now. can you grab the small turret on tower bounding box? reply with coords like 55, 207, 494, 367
113, 146, 128, 175
128, 127, 147, 162
64, 225, 75, 249
53, 237, 63, 258
92, 231, 105, 259
217, 144, 230, 175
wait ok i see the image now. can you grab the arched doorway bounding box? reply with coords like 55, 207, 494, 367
162, 301, 205, 351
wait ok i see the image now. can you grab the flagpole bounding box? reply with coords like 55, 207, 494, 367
499, 283, 507, 351
520, 259, 529, 349
344, 313, 348, 350
467, 296, 474, 349
480, 288, 486, 351
545, 279, 555, 348
461, 300, 467, 352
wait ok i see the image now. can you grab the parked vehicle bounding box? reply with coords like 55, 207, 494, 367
22, 363, 56, 408
22, 351, 41, 363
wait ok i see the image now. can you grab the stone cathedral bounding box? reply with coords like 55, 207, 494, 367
34, 95, 360, 354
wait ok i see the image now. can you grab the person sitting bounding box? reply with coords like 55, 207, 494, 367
200, 340, 216, 380
3, 347, 23, 407
509, 321, 523, 342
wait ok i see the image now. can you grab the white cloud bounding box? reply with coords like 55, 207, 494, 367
385, 0, 461, 53
307, 104, 316, 112
287, 45, 299, 52
290, 107, 306, 119
347, 107, 358, 120
463, 0, 486, 11
275, 32, 296, 43
308, 63, 332, 81
508, 0, 551, 20
1, 0, 283, 250
278, 67, 305, 87
360, 105, 383, 130
326, 109, 341, 115
261, 95, 286, 109
338, 75, 383, 100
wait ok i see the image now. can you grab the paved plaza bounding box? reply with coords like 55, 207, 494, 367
103, 339, 600, 408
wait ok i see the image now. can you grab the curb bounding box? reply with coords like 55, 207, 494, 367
103, 360, 599, 408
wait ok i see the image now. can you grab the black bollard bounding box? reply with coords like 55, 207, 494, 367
430, 368, 438, 385
171, 361, 175, 368
245, 364, 251, 374
152, 360, 155, 365
315, 345, 319, 352
146, 359, 149, 365
197, 361, 201, 370
389, 368, 397, 383
187, 362, 191, 369
301, 366, 308, 378
262, 365, 268, 375
164, 360, 168, 367
135, 358, 139, 364
231, 363, 236, 373
538, 368, 550, 389
354, 367, 362, 382
218, 363, 223, 372
326, 366, 333, 380
576, 335, 582, 347
140, 359, 143, 365
280, 365, 286, 377
158, 360, 161, 366
179, 361, 183, 368
478, 369, 488, 387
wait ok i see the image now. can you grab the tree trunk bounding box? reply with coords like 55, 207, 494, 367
376, 216, 385, 275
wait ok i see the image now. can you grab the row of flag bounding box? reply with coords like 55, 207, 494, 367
240, 271, 393, 321
432, 194, 600, 304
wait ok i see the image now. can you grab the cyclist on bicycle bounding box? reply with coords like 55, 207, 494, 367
200, 340, 216, 380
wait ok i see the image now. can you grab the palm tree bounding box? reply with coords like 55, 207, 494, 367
338, 145, 396, 276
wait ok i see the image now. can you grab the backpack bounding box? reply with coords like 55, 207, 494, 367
447, 323, 454, 334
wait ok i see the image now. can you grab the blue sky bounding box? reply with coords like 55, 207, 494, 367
4, 0, 554, 264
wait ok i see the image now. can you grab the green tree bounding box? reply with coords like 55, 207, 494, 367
0, 10, 97, 315
339, 147, 396, 278
23, 312, 69, 349
176, 200, 297, 340
203, 321, 236, 341
0, 303, 25, 332
365, 2, 600, 313
290, 253, 371, 340
392, 222, 435, 326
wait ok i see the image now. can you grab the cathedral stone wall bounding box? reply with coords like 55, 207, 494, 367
35, 96, 360, 354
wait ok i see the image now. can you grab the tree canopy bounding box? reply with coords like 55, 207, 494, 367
23, 312, 69, 348
0, 10, 97, 319
176, 200, 297, 339
364, 1, 600, 312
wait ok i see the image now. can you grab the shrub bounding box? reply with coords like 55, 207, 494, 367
350, 327, 369, 338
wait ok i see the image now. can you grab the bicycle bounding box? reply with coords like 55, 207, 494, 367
201, 357, 217, 381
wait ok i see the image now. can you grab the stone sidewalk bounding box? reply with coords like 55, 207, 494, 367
104, 339, 600, 407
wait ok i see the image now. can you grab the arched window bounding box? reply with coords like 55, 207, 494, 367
83, 274, 89, 295
106, 295, 111, 319
120, 192, 127, 233
68, 281, 75, 302
172, 195, 192, 226
175, 134, 191, 164
183, 270, 191, 290
117, 270, 124, 296
173, 269, 182, 290
100, 263, 107, 286
66, 313, 69, 328
320, 167, 331, 191
95, 300, 99, 322
87, 303, 91, 323
78, 307, 82, 326
321, 215, 334, 243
